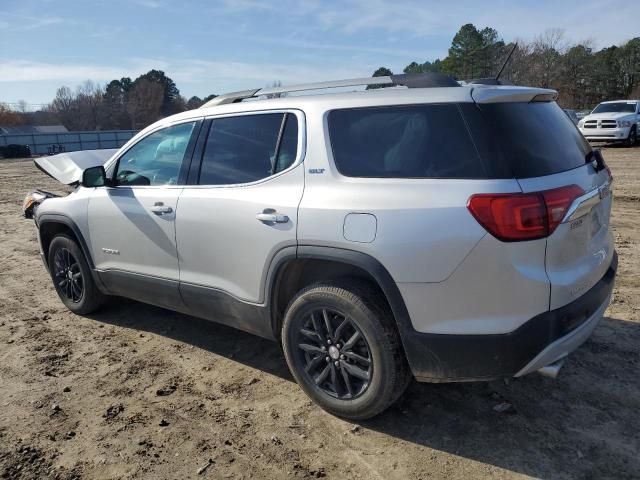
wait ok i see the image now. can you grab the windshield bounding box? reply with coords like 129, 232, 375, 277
592, 102, 637, 114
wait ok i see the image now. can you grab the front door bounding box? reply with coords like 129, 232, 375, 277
176, 111, 303, 335
87, 120, 200, 309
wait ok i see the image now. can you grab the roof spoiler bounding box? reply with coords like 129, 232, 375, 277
200, 73, 460, 108
471, 86, 558, 104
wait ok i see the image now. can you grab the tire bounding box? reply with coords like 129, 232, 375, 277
282, 280, 411, 420
48, 235, 105, 315
625, 126, 637, 147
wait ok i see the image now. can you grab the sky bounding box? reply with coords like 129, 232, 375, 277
0, 0, 637, 106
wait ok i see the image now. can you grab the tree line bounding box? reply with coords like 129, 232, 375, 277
1, 23, 639, 131
0, 69, 216, 131
371, 24, 640, 110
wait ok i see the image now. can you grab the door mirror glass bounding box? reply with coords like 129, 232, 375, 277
82, 165, 107, 187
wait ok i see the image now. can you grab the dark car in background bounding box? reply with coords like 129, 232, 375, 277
0, 144, 32, 158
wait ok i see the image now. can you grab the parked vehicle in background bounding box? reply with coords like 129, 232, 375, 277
563, 109, 579, 125
578, 100, 639, 146
23, 73, 617, 419
0, 144, 31, 158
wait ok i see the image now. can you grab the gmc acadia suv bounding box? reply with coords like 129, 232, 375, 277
25, 73, 617, 419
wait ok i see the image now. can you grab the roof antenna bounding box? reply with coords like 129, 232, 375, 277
496, 42, 518, 83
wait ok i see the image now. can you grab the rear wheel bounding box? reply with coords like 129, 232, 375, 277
282, 281, 410, 420
48, 235, 105, 315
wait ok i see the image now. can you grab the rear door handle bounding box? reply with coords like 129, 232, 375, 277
256, 210, 289, 223
150, 202, 173, 215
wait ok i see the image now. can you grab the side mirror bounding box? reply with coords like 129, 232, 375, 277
82, 166, 108, 187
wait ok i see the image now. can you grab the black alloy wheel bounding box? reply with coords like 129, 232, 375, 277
48, 234, 105, 315
295, 307, 373, 399
53, 247, 84, 303
282, 281, 411, 420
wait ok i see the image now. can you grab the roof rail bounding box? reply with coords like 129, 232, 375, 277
200, 72, 459, 108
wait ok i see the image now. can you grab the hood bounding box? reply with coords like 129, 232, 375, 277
34, 149, 118, 185
583, 112, 634, 121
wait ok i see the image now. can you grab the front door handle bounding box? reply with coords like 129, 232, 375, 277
150, 202, 173, 215
256, 210, 289, 223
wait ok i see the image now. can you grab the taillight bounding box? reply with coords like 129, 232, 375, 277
467, 185, 583, 242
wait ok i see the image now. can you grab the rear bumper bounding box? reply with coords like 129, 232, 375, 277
402, 251, 617, 382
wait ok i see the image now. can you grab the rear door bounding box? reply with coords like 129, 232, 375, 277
175, 111, 304, 333
475, 101, 614, 310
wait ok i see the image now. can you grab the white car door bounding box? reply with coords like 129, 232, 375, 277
87, 120, 201, 309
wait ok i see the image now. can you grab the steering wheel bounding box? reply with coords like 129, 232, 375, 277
117, 170, 150, 186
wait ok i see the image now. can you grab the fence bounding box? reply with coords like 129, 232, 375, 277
0, 130, 139, 155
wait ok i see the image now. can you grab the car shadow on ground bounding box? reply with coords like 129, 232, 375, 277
89, 300, 640, 479
89, 298, 293, 381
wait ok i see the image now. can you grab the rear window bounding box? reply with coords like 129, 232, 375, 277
473, 101, 591, 178
329, 101, 591, 180
328, 104, 491, 179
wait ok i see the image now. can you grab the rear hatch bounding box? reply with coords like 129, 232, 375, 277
469, 94, 614, 311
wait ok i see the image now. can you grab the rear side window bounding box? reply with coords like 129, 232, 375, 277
472, 102, 591, 178
328, 104, 488, 179
199, 113, 298, 185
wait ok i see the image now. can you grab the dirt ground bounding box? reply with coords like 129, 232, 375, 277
0, 147, 638, 480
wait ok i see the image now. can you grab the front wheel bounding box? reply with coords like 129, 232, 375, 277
282, 281, 411, 420
625, 126, 637, 147
48, 235, 105, 315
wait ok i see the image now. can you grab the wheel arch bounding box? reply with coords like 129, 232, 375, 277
268, 246, 414, 347
37, 214, 107, 292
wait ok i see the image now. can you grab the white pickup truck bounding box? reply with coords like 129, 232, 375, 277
578, 100, 639, 146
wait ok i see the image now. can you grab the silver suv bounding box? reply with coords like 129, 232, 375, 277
25, 74, 617, 419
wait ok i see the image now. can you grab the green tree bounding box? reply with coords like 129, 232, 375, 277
590, 45, 624, 104
560, 44, 593, 108
616, 38, 640, 98
403, 60, 443, 74
186, 96, 203, 109
403, 62, 423, 74
102, 78, 132, 129
367, 67, 393, 89
442, 24, 484, 79
132, 70, 182, 116
127, 79, 164, 129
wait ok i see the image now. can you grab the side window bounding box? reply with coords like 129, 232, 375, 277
328, 104, 487, 179
115, 121, 196, 186
199, 113, 298, 185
